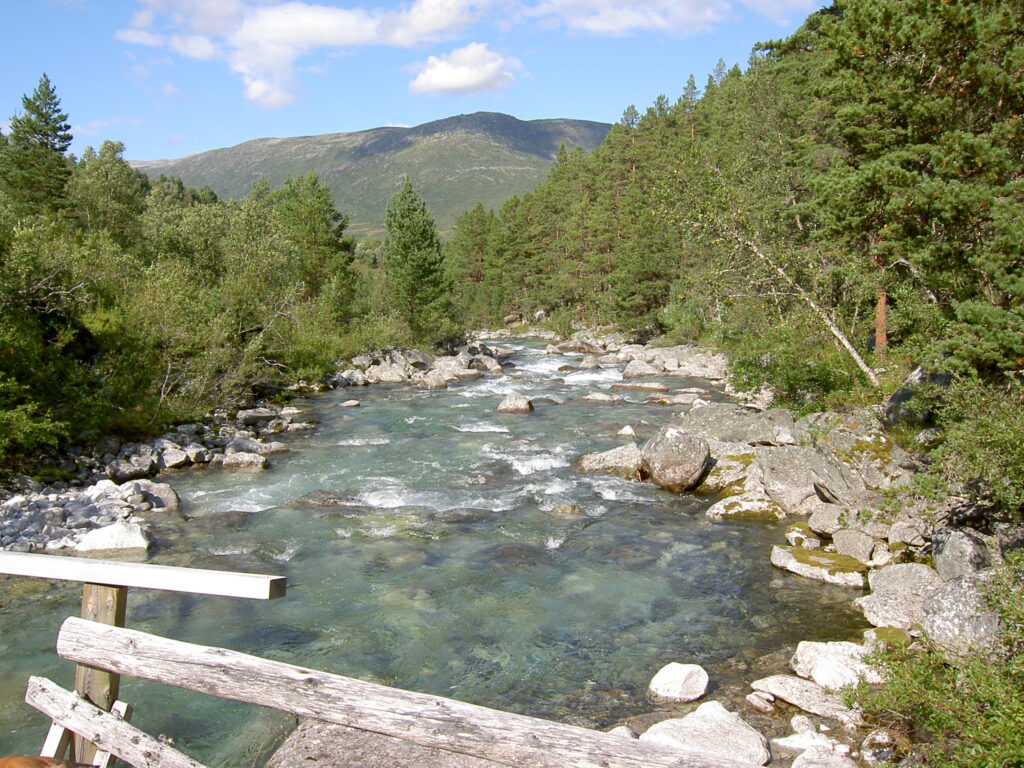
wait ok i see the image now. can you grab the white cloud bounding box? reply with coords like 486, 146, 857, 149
117, 0, 488, 108
72, 116, 142, 137
410, 42, 520, 95
525, 0, 728, 36
168, 34, 219, 60
115, 27, 166, 46
169, 133, 188, 144
161, 81, 183, 98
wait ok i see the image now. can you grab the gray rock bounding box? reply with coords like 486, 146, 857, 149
622, 359, 662, 378
791, 641, 882, 689
932, 527, 992, 580
75, 521, 152, 553
750, 675, 861, 724
640, 425, 710, 492
676, 402, 807, 446
770, 545, 867, 588
222, 452, 268, 470
133, 479, 181, 512
185, 443, 212, 463
756, 445, 875, 516
791, 748, 858, 768
419, 370, 449, 390
365, 362, 409, 383
237, 407, 278, 425
888, 518, 929, 548
639, 701, 770, 765
854, 563, 944, 629
832, 529, 878, 564
921, 572, 1002, 657
496, 394, 534, 414
575, 443, 643, 481
107, 458, 155, 483
226, 436, 263, 455
647, 662, 709, 703
771, 731, 837, 759
158, 447, 191, 470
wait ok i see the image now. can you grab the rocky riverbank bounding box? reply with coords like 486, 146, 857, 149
1, 328, 1012, 767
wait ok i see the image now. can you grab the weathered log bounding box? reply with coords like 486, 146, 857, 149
24, 677, 208, 768
56, 618, 758, 768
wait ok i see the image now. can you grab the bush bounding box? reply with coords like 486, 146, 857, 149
855, 552, 1024, 768
935, 383, 1024, 516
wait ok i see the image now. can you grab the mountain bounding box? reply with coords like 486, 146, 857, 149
132, 112, 611, 236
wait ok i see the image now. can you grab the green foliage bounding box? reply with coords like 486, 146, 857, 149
855, 551, 1024, 768
935, 383, 1024, 514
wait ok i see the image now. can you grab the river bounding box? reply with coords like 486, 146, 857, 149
0, 340, 866, 766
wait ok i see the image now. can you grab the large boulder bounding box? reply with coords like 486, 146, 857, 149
921, 572, 1002, 657
639, 701, 770, 766
755, 445, 875, 516
647, 662, 709, 703
931, 527, 992, 581
640, 426, 710, 492
575, 443, 643, 481
854, 563, 943, 629
132, 479, 181, 512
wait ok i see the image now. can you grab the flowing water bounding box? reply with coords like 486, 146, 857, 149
0, 341, 867, 765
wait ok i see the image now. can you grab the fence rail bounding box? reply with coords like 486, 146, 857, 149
55, 617, 760, 768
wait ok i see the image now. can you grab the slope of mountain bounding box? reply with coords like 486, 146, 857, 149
132, 112, 611, 236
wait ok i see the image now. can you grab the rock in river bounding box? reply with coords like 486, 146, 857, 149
640, 425, 710, 492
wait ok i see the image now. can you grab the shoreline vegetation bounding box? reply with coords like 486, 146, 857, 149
1, 1, 1021, 765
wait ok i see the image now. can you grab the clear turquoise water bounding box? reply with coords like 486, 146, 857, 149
0, 341, 866, 766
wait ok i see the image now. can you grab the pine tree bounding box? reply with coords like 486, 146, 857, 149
0, 74, 73, 217
384, 178, 454, 339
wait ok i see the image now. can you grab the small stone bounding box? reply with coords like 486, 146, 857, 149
647, 662, 709, 703
617, 425, 636, 438
75, 521, 152, 553
606, 726, 635, 739
791, 747, 858, 768
548, 504, 582, 517
340, 399, 362, 407
222, 452, 268, 470
745, 692, 775, 713
831, 529, 877, 564
496, 394, 534, 414
750, 675, 862, 725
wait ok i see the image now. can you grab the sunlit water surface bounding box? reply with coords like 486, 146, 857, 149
0, 341, 866, 765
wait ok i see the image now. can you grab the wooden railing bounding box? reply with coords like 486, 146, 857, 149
3, 552, 759, 768
0, 551, 284, 766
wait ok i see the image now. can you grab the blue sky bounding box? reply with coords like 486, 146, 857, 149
2, 0, 827, 161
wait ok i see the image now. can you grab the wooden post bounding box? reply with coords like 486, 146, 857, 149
73, 583, 128, 764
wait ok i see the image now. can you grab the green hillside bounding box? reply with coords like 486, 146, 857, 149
131, 112, 610, 236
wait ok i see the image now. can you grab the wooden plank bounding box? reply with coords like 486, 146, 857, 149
25, 677, 209, 768
57, 618, 760, 768
92, 701, 133, 768
39, 722, 73, 761
0, 552, 286, 600
74, 583, 128, 764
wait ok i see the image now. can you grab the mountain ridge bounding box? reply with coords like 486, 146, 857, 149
132, 111, 611, 236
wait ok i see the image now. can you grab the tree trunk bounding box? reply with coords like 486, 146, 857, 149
874, 288, 888, 359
